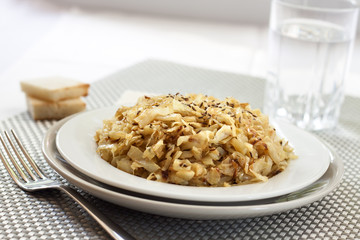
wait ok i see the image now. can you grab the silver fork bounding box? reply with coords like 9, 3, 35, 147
0, 129, 136, 240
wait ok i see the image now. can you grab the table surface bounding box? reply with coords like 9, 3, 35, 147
0, 0, 360, 121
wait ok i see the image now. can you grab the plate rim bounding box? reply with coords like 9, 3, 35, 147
55, 107, 332, 202
43, 116, 344, 220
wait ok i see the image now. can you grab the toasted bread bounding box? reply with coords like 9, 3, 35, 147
26, 95, 86, 120
21, 76, 90, 102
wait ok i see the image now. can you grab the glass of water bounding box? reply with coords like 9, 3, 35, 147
264, 0, 359, 130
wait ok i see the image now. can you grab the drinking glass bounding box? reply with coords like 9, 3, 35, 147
264, 0, 359, 130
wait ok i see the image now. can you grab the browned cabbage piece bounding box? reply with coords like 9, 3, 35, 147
94, 94, 297, 187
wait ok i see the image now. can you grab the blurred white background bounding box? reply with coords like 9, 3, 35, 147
0, 0, 359, 120
52, 0, 272, 24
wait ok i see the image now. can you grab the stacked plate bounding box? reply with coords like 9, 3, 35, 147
42, 107, 344, 220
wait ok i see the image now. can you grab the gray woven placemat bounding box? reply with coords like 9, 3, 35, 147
0, 60, 359, 240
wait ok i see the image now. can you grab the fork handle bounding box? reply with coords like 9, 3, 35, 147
57, 185, 136, 240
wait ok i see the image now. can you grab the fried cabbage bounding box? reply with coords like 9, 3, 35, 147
94, 94, 297, 187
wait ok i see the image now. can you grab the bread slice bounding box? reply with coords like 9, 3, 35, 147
21, 77, 90, 102
26, 95, 86, 120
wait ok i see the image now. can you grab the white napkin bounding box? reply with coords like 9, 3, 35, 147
115, 90, 155, 106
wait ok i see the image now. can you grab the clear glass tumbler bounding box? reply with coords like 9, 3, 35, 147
264, 0, 359, 130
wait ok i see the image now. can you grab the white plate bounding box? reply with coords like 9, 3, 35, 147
56, 107, 331, 202
44, 116, 343, 220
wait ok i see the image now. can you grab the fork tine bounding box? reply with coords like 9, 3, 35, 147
4, 131, 38, 181
0, 146, 24, 186
0, 133, 29, 183
10, 129, 45, 179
